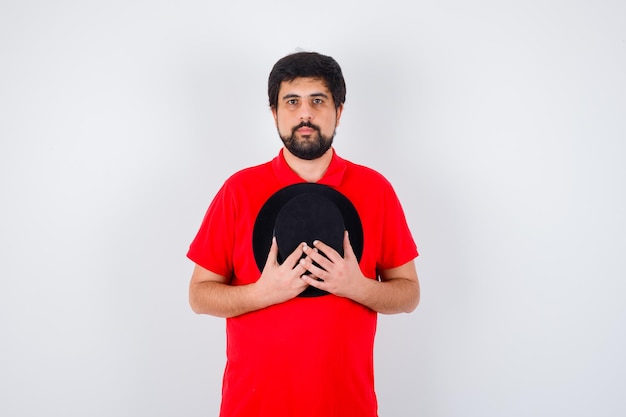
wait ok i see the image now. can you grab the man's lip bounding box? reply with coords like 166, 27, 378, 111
297, 127, 315, 134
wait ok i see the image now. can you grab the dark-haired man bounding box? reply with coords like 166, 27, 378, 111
188, 51, 420, 417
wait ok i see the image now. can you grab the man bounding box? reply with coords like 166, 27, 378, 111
188, 51, 420, 417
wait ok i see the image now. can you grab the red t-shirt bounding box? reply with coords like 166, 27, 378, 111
188, 149, 418, 417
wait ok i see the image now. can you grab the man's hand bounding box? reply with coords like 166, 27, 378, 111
299, 231, 420, 314
299, 231, 366, 300
254, 237, 310, 305
188, 237, 311, 318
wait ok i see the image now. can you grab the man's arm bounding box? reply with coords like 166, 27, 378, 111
362, 261, 420, 314
189, 266, 262, 318
300, 232, 420, 314
189, 237, 310, 318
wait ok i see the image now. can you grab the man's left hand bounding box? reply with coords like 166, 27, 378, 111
300, 231, 366, 299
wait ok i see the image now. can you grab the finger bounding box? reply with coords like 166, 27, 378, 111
304, 247, 333, 271
300, 270, 326, 289
283, 241, 307, 269
312, 239, 341, 263
264, 236, 279, 267
300, 256, 328, 280
342, 230, 356, 259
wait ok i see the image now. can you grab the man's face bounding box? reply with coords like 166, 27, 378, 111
272, 77, 343, 160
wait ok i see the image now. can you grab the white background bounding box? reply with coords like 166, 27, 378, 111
1, 1, 625, 416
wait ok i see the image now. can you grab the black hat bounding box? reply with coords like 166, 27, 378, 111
252, 183, 363, 297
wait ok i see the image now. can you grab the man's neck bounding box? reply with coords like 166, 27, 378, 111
282, 147, 333, 183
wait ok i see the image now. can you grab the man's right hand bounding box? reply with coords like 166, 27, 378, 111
189, 238, 310, 318
254, 237, 310, 304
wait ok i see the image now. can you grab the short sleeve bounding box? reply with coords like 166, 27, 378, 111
379, 183, 418, 271
187, 182, 236, 278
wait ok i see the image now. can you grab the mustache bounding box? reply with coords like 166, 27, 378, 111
292, 121, 321, 133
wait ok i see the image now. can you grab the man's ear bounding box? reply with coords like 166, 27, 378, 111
271, 106, 278, 126
335, 104, 344, 127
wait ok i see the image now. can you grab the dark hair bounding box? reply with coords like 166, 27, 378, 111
268, 52, 346, 110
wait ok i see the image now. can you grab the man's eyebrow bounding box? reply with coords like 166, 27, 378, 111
281, 92, 329, 100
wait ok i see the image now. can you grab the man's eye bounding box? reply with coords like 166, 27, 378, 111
313, 98, 323, 104
287, 99, 298, 105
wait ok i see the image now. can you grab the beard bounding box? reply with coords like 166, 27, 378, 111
279, 121, 335, 160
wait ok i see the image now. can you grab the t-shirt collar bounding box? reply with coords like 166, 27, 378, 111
272, 147, 347, 187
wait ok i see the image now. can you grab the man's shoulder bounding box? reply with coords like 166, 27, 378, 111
342, 157, 393, 187
224, 159, 274, 185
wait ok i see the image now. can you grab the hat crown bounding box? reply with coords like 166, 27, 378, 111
252, 183, 363, 297
274, 192, 345, 264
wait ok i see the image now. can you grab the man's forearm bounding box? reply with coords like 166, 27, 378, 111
189, 281, 269, 318
351, 276, 420, 314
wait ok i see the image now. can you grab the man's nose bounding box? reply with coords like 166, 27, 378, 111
299, 103, 313, 120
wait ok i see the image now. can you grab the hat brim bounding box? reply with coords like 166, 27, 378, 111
252, 183, 363, 297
